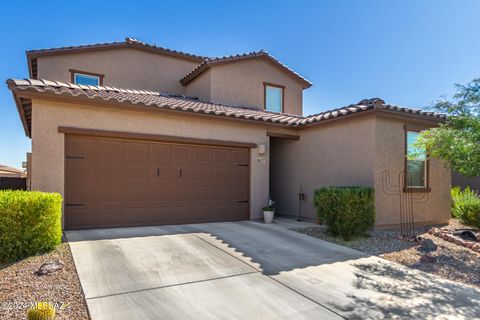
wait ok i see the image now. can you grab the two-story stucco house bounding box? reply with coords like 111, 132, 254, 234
7, 37, 451, 230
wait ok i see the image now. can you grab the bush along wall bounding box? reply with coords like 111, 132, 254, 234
451, 186, 480, 229
313, 186, 375, 240
0, 190, 63, 262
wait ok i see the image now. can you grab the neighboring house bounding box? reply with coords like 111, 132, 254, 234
0, 164, 25, 178
0, 164, 27, 190
7, 37, 451, 230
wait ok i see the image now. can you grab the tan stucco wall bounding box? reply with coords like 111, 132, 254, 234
36, 48, 199, 94
373, 115, 451, 226
37, 50, 306, 115
203, 59, 305, 115
270, 113, 452, 226
185, 69, 211, 102
30, 99, 270, 220
29, 97, 451, 226
270, 115, 376, 221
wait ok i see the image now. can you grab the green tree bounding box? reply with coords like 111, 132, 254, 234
417, 78, 480, 177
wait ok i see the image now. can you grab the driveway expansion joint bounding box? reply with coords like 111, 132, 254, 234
86, 270, 260, 301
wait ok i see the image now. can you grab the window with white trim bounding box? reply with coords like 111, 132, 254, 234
264, 84, 284, 112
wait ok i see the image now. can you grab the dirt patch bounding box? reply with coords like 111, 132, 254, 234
0, 243, 89, 319
294, 219, 480, 288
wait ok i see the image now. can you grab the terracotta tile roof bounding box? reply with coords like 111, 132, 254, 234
26, 37, 207, 79
25, 38, 311, 88
180, 50, 313, 88
27, 37, 207, 61
7, 79, 446, 138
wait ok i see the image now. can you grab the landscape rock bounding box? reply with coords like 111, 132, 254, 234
453, 230, 478, 241
420, 254, 437, 263
421, 238, 438, 252
36, 260, 65, 276
465, 242, 474, 249
445, 234, 456, 242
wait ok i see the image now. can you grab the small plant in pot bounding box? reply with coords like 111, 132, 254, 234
262, 199, 275, 223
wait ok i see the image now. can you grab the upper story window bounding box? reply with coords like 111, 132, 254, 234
264, 83, 284, 113
69, 69, 104, 86
405, 130, 429, 191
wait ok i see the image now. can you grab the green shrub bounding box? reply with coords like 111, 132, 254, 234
451, 186, 480, 229
0, 190, 63, 262
313, 186, 375, 240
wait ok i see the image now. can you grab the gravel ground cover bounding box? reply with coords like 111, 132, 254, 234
294, 219, 480, 288
0, 243, 89, 319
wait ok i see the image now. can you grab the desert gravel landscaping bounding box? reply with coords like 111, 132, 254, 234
0, 243, 89, 320
294, 219, 480, 288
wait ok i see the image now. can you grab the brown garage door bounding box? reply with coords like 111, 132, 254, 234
64, 135, 250, 230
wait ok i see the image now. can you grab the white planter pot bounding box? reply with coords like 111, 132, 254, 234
263, 210, 274, 223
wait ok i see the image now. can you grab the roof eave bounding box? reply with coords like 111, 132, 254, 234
8, 86, 299, 135
181, 54, 312, 88
8, 87, 31, 138
374, 108, 446, 124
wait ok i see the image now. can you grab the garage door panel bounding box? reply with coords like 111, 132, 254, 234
212, 187, 231, 202
98, 140, 123, 159
231, 150, 249, 164
193, 167, 211, 182
97, 184, 124, 203
68, 136, 97, 159
125, 142, 148, 161
170, 206, 190, 221
147, 186, 172, 203
193, 187, 211, 202
122, 208, 151, 225
189, 206, 213, 220
213, 168, 230, 182
172, 166, 191, 181
149, 164, 172, 181
145, 207, 172, 224
125, 164, 148, 180
192, 147, 211, 162
66, 207, 95, 229
123, 183, 148, 202
231, 185, 249, 201
172, 186, 192, 202
97, 163, 123, 180
95, 208, 123, 227
231, 167, 249, 182
68, 162, 96, 180
68, 185, 97, 203
172, 146, 191, 162
213, 149, 230, 163
65, 136, 250, 229
149, 144, 170, 161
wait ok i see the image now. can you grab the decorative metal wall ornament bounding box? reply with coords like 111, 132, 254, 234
382, 170, 429, 239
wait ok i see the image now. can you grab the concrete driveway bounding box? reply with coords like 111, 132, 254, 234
67, 221, 480, 320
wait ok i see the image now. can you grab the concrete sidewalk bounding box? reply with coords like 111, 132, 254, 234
67, 221, 480, 319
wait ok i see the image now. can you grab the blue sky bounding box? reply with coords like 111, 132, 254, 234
1, 0, 479, 168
